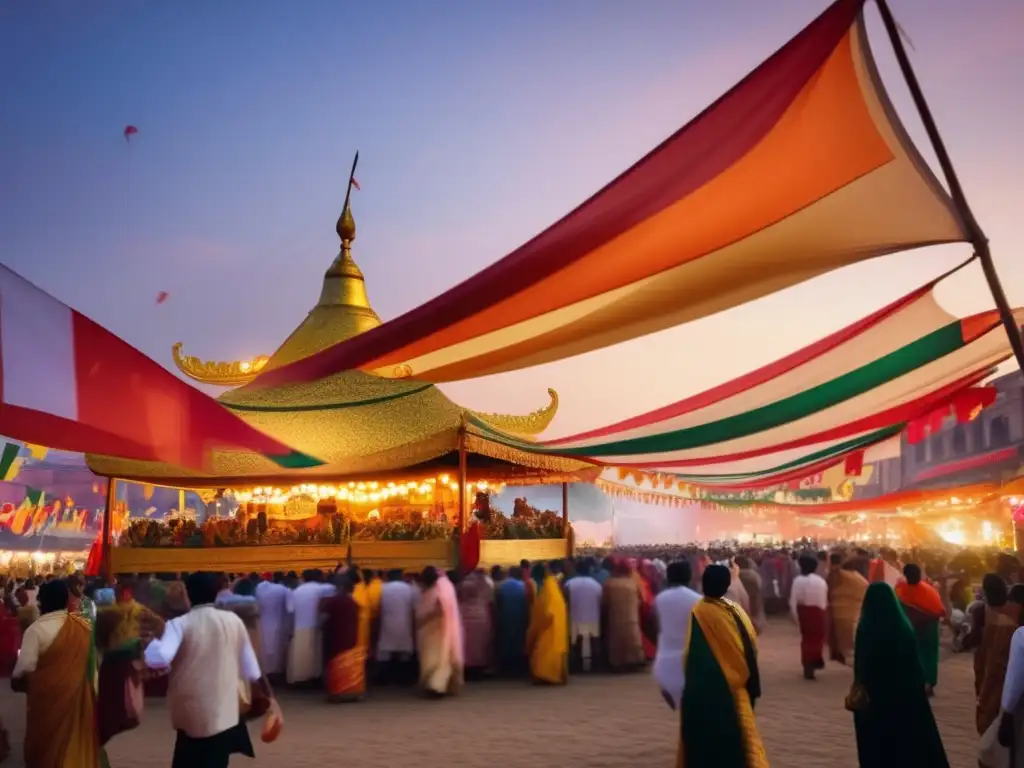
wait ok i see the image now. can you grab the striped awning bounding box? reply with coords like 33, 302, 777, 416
248, 0, 966, 389
465, 272, 1021, 490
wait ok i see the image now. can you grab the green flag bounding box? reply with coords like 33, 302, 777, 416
0, 442, 19, 480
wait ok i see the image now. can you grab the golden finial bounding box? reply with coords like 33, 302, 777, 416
336, 202, 356, 244
336, 151, 359, 244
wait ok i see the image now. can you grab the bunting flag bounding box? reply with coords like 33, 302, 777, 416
247, 0, 966, 389
0, 441, 19, 480
25, 443, 48, 460
466, 274, 1019, 490
0, 264, 321, 471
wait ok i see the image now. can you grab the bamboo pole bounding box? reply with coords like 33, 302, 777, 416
874, 0, 1024, 371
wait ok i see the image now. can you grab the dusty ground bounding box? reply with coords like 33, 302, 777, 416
0, 618, 978, 767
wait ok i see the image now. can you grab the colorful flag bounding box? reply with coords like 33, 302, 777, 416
123, 125, 139, 141
350, 177, 360, 191
248, 0, 967, 388
0, 442, 19, 480
155, 291, 169, 304
25, 443, 48, 459
465, 271, 1021, 490
0, 264, 321, 471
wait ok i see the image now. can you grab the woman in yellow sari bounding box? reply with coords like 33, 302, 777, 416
526, 563, 568, 685
11, 579, 104, 768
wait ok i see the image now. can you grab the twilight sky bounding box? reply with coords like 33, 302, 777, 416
3, 0, 1023, 440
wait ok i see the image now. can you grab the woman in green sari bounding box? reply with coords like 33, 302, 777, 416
850, 583, 948, 767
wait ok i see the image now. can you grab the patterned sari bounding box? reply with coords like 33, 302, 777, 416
24, 613, 104, 768
975, 602, 1021, 735
322, 591, 364, 702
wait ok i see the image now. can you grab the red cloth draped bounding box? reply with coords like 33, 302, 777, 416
459, 521, 481, 574
797, 604, 826, 667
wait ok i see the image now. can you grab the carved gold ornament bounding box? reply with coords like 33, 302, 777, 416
471, 389, 559, 436
172, 342, 270, 387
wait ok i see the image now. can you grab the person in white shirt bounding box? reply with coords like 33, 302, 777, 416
565, 560, 603, 672
144, 571, 281, 768
255, 573, 290, 679
653, 560, 701, 709
790, 554, 829, 680
285, 570, 336, 686
377, 569, 418, 685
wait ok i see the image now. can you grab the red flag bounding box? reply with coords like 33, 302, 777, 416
155, 291, 169, 304
123, 125, 139, 141
0, 264, 320, 471
844, 450, 864, 477
350, 177, 360, 191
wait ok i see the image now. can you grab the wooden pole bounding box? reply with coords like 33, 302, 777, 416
874, 0, 1024, 372
561, 482, 569, 537
457, 428, 468, 534
101, 477, 116, 583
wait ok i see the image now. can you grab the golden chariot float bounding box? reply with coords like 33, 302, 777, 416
86, 200, 595, 575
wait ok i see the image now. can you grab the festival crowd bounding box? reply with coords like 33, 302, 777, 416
0, 542, 1023, 766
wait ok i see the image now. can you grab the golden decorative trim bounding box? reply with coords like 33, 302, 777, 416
349, 540, 455, 570
478, 539, 567, 568
172, 342, 269, 387
471, 389, 559, 436
464, 432, 594, 476
111, 544, 351, 574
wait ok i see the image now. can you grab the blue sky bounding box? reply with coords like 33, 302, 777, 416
3, 0, 1023, 440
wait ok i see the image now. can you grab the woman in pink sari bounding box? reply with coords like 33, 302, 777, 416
415, 568, 464, 697
457, 570, 494, 676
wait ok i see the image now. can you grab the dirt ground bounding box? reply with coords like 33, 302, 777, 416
0, 617, 979, 768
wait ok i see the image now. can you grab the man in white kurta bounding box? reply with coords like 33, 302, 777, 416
286, 571, 335, 685
255, 575, 290, 677
144, 572, 279, 768
653, 560, 701, 709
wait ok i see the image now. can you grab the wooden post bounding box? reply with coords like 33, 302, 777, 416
457, 428, 468, 534
101, 477, 116, 583
874, 0, 1024, 372
561, 482, 569, 537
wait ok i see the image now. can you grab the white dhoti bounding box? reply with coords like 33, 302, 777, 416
571, 621, 600, 669
259, 622, 287, 676
653, 650, 685, 710
286, 627, 322, 684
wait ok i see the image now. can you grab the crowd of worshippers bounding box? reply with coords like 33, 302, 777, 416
3, 544, 1024, 767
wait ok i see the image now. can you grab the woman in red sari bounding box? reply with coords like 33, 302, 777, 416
635, 560, 657, 661
0, 594, 20, 678
322, 574, 364, 702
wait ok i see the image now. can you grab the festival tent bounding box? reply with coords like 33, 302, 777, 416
246, 0, 972, 388
462, 269, 1023, 490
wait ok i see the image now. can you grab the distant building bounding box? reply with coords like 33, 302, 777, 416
855, 370, 1024, 500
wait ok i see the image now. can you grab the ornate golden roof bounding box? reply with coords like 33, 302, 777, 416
172, 343, 269, 387
90, 192, 568, 484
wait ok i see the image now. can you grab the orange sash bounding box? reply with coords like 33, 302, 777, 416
895, 581, 946, 619
24, 614, 101, 768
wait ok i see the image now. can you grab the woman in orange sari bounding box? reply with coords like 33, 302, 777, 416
322, 574, 364, 702
895, 563, 946, 696
11, 579, 104, 768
